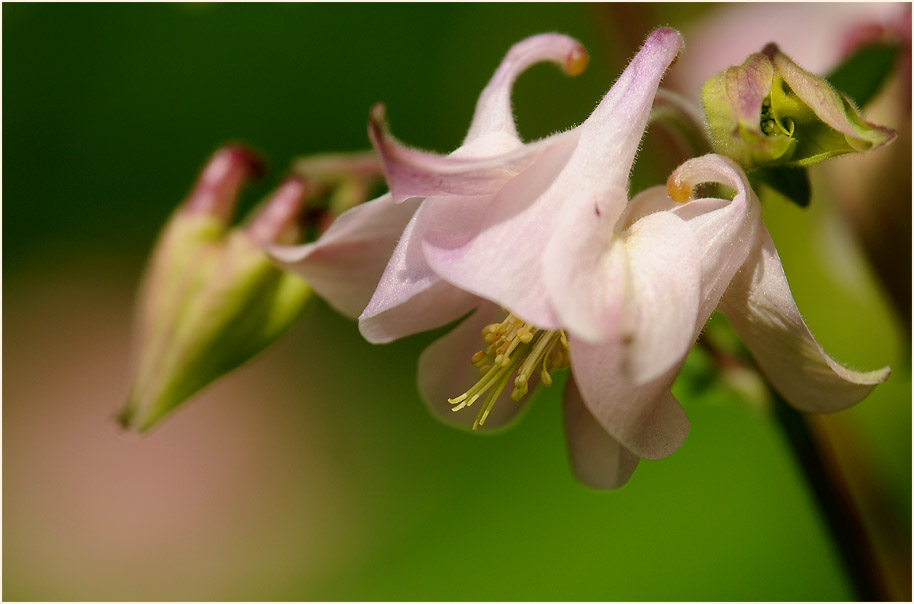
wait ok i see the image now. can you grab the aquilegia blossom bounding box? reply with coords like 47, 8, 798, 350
358, 28, 680, 343
359, 28, 689, 486
360, 29, 888, 488
273, 28, 888, 488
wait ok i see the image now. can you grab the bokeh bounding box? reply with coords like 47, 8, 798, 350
4, 3, 910, 601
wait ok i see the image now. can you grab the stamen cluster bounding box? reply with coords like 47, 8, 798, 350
449, 313, 569, 430
759, 96, 794, 137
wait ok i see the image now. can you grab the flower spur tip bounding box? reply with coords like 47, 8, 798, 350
224, 144, 266, 178
564, 46, 589, 77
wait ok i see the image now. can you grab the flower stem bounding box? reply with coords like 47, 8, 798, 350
771, 392, 886, 601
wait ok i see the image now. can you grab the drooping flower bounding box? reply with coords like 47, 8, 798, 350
353, 28, 889, 488
358, 28, 685, 340
355, 28, 685, 484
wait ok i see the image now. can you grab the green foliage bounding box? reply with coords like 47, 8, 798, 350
826, 42, 900, 108
753, 165, 812, 208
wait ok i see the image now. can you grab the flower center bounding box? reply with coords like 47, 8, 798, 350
760, 95, 794, 138
449, 312, 570, 430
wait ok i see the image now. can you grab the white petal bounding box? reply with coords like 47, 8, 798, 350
562, 28, 684, 222
620, 212, 703, 382
267, 193, 419, 318
358, 196, 483, 343
563, 378, 640, 489
421, 29, 683, 331
422, 135, 579, 329
569, 334, 689, 460
617, 185, 679, 229
544, 195, 702, 384
417, 302, 530, 431
668, 154, 762, 319
719, 226, 890, 412
360, 278, 479, 344
369, 105, 573, 203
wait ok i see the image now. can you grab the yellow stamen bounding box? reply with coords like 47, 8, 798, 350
449, 312, 570, 429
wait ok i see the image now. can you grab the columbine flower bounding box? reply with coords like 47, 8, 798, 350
353, 27, 889, 489
120, 146, 312, 431
355, 29, 684, 485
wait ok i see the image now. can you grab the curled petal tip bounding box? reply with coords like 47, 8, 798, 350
564, 45, 589, 77
465, 33, 587, 142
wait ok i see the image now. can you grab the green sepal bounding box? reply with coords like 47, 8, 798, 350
119, 213, 311, 432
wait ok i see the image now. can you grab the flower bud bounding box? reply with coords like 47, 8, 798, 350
119, 147, 311, 432
702, 44, 896, 168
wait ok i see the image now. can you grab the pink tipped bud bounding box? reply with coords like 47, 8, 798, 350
185, 145, 264, 222
247, 175, 309, 245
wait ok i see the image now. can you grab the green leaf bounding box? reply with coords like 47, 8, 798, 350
752, 165, 812, 208
825, 42, 900, 108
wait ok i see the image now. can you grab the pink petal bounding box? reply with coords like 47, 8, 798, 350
358, 197, 483, 343
464, 33, 589, 144
360, 278, 479, 344
719, 226, 890, 412
562, 378, 639, 489
564, 27, 684, 222
724, 53, 774, 126
268, 193, 419, 318
369, 33, 587, 204
545, 200, 702, 384
422, 135, 579, 330
616, 184, 679, 229
423, 29, 684, 330
617, 212, 703, 383
569, 334, 689, 460
417, 302, 531, 431
369, 103, 574, 203
667, 154, 762, 319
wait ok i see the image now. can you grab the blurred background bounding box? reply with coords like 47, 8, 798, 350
3, 3, 910, 601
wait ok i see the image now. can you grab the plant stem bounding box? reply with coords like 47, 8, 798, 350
771, 393, 886, 601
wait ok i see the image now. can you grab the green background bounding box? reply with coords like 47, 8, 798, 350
4, 3, 910, 601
